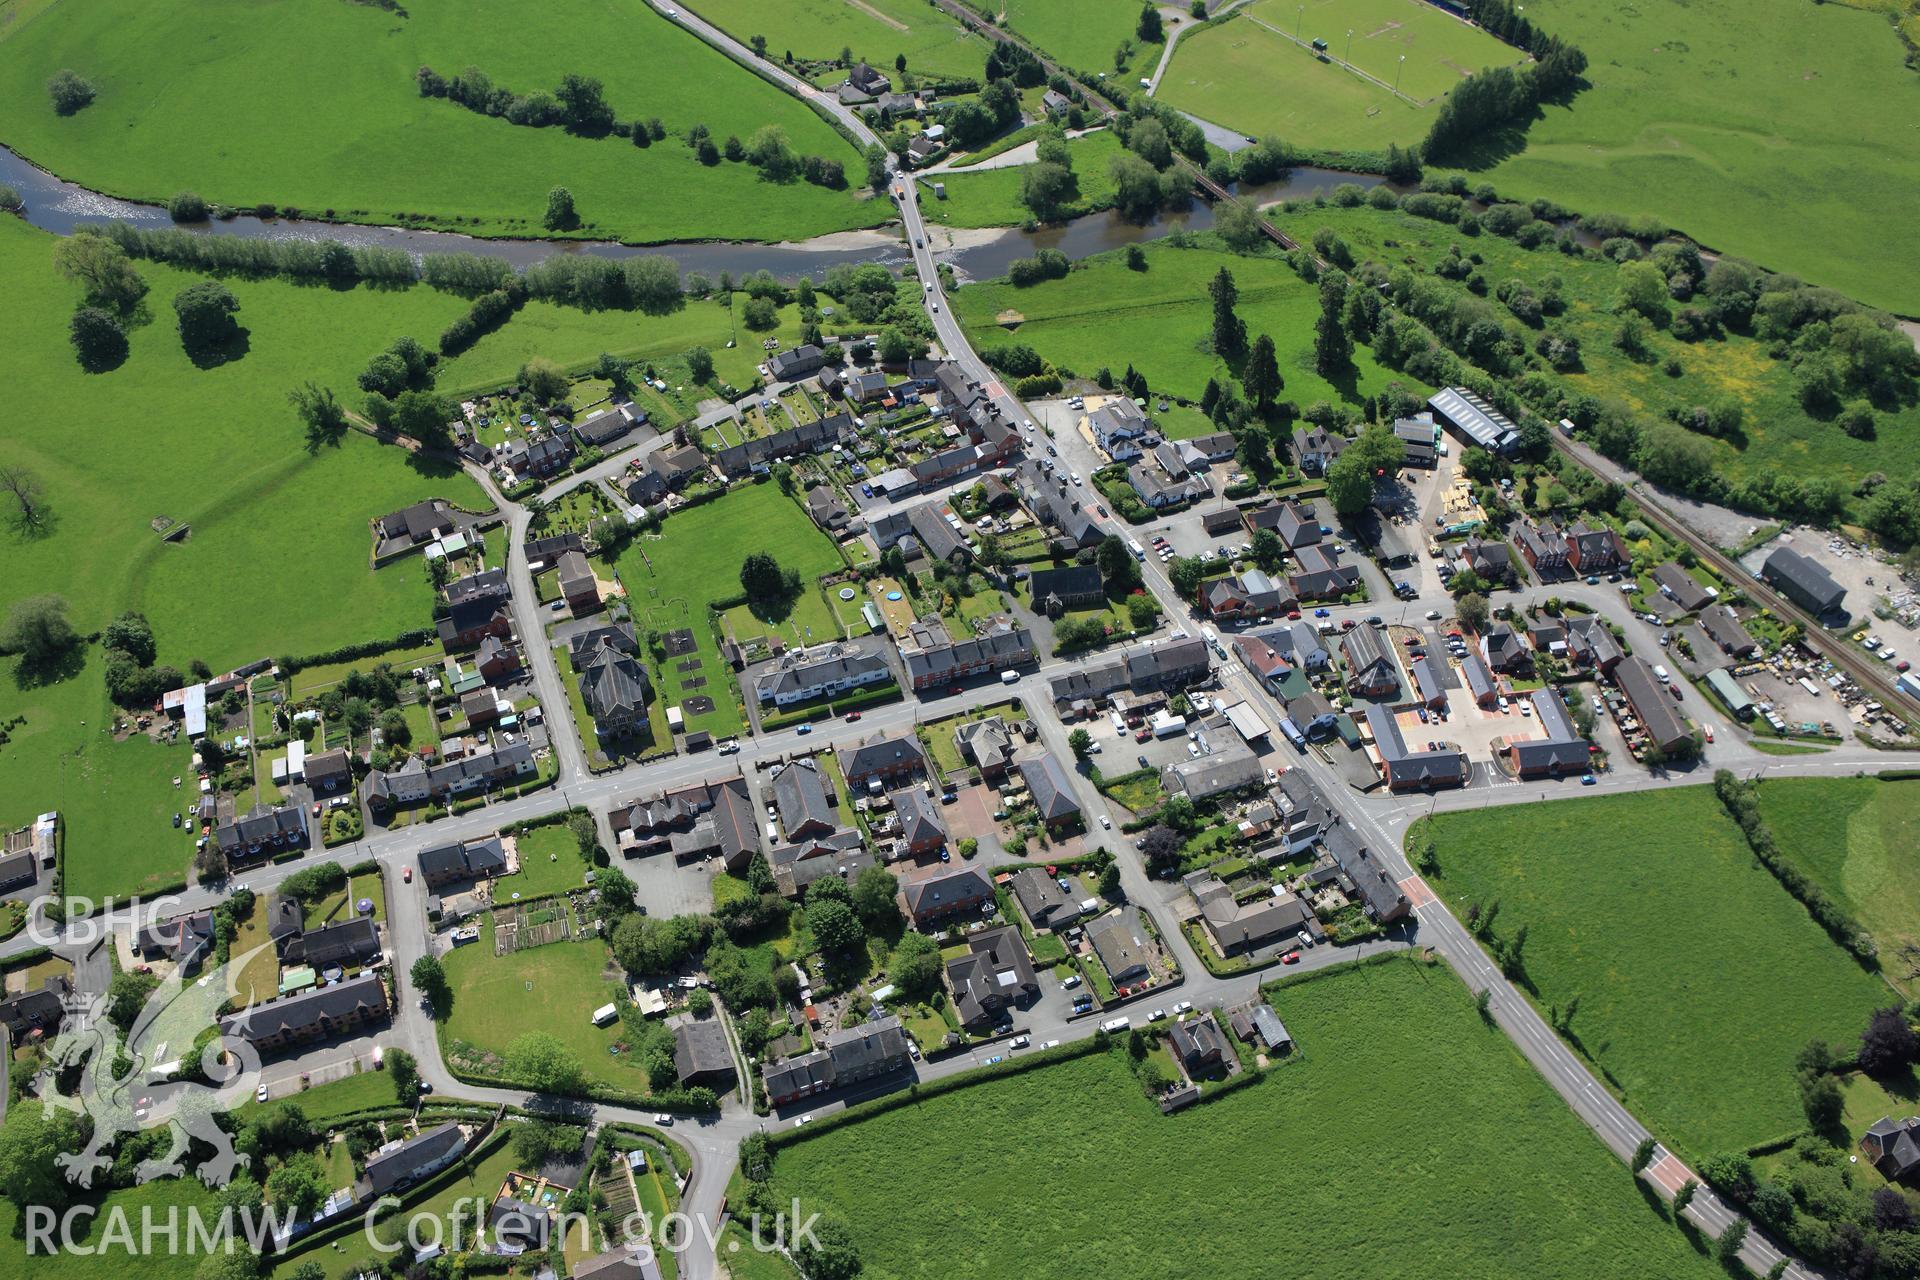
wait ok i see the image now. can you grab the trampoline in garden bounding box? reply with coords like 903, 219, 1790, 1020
839, 587, 857, 601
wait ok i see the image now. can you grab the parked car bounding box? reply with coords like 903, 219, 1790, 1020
1313, 607, 1331, 618
1581, 773, 1597, 785
1061, 974, 1082, 989
795, 724, 812, 735
1281, 951, 1301, 965
1011, 1035, 1031, 1049
403, 867, 413, 884
844, 710, 862, 722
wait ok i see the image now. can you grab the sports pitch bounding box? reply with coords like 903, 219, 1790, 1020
1159, 0, 1523, 149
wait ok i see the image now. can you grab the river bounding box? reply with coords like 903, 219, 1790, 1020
0, 142, 1389, 283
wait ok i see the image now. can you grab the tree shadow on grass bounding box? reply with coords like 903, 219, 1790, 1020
184, 326, 251, 370
404, 450, 468, 483
10, 641, 87, 690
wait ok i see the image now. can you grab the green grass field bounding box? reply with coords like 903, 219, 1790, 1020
769, 955, 1725, 1280
1158, 12, 1428, 151
613, 483, 844, 738
1421, 788, 1892, 1157
0, 0, 882, 245
240, 1067, 399, 1124
1267, 203, 1920, 511
989, 0, 1161, 80
0, 214, 496, 900
685, 0, 991, 82
1475, 0, 1920, 313
954, 237, 1414, 406
0, 1175, 219, 1280
1753, 777, 1920, 994
922, 130, 1126, 228
1250, 0, 1524, 102
440, 915, 650, 1092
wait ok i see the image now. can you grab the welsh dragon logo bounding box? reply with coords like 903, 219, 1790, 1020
35, 942, 272, 1189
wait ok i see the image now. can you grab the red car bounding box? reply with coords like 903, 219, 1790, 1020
1281, 951, 1301, 965
403, 867, 413, 884
1135, 728, 1152, 743
1286, 610, 1302, 621
844, 711, 862, 722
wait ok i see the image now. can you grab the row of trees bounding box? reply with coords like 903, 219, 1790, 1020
417, 65, 618, 136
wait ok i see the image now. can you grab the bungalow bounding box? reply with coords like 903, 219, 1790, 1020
135, 910, 217, 971
1508, 688, 1592, 779
753, 641, 891, 707
1289, 543, 1358, 602
556, 550, 600, 611
898, 616, 1035, 691
768, 830, 870, 899
417, 836, 509, 889
1700, 606, 1758, 657
1089, 400, 1150, 461
574, 402, 644, 448
491, 1198, 552, 1253
1341, 626, 1399, 697
804, 485, 852, 535
1480, 623, 1531, 675
847, 62, 890, 95
1565, 520, 1628, 575
216, 803, 309, 862
1010, 867, 1087, 932
1087, 908, 1151, 988
946, 926, 1038, 1031
1228, 1001, 1292, 1054
672, 1019, 737, 1091
361, 1122, 466, 1197
1364, 704, 1467, 792
898, 864, 993, 928
1029, 563, 1105, 614
1128, 460, 1207, 510
373, 500, 456, 557
218, 972, 389, 1053
1018, 754, 1083, 829
1203, 570, 1290, 620
907, 133, 941, 164
1190, 875, 1318, 955
954, 716, 1016, 778
1162, 742, 1263, 802
1291, 424, 1347, 475
1652, 562, 1713, 613
1169, 1015, 1227, 1075
1762, 546, 1845, 616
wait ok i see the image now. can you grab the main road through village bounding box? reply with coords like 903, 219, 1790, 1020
10, 11, 1913, 1275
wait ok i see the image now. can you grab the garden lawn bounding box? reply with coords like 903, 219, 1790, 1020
686, 0, 991, 83
954, 237, 1412, 407
240, 1067, 399, 1124
1158, 11, 1428, 153
438, 915, 649, 1092
0, 0, 881, 245
1753, 777, 1920, 994
1421, 787, 1892, 1157
502, 819, 592, 898
614, 483, 844, 737
922, 131, 1127, 229
1470, 0, 1920, 313
0, 1175, 219, 1280
1266, 202, 1920, 511
231, 897, 281, 1005
768, 955, 1726, 1280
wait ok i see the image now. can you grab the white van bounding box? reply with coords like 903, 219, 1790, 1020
1654, 664, 1671, 684
999, 670, 1019, 685
1100, 1016, 1131, 1033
